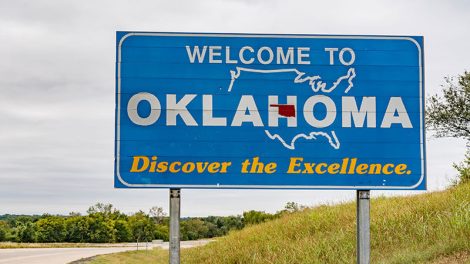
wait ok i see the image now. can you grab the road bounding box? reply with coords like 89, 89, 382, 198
0, 240, 212, 264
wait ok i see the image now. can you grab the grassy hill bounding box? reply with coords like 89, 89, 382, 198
89, 182, 470, 264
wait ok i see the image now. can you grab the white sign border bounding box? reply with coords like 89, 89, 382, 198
115, 32, 425, 190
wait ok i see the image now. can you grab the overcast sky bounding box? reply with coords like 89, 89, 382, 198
0, 0, 468, 217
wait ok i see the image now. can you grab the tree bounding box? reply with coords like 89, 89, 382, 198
36, 216, 66, 242
426, 71, 470, 143
114, 220, 131, 242
154, 224, 169, 241
181, 219, 209, 240
203, 216, 244, 237
453, 151, 470, 184
128, 211, 155, 243
284, 202, 300, 213
427, 72, 470, 184
277, 202, 308, 216
87, 203, 120, 219
223, 216, 244, 231
0, 221, 9, 241
85, 203, 121, 243
14, 222, 36, 242
87, 214, 116, 243
65, 216, 91, 242
149, 206, 166, 225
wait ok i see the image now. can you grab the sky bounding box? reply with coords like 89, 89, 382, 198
0, 0, 468, 217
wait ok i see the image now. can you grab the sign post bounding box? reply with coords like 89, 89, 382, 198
115, 32, 425, 263
357, 190, 370, 264
169, 189, 181, 264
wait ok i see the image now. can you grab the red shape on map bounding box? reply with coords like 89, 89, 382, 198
270, 104, 296, 117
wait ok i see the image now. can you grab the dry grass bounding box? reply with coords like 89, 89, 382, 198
431, 251, 470, 264
89, 182, 470, 264
87, 249, 168, 264
0, 242, 138, 249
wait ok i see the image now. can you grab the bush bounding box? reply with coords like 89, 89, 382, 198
453, 149, 470, 184
243, 210, 278, 225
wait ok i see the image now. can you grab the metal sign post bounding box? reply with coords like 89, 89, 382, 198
169, 188, 181, 264
357, 190, 370, 264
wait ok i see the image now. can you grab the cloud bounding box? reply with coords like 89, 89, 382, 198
0, 0, 468, 215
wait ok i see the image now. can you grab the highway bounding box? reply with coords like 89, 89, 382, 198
0, 240, 212, 264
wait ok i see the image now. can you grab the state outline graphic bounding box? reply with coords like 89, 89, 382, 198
227, 67, 356, 150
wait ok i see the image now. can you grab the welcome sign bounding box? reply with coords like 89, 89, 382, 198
115, 32, 425, 189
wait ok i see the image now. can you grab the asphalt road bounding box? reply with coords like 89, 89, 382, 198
0, 247, 145, 264
0, 241, 212, 264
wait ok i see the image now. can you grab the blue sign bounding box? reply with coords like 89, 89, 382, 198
115, 32, 425, 190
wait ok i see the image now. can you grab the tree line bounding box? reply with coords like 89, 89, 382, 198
0, 202, 303, 243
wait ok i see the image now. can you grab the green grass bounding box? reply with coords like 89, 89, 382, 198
89, 182, 470, 263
